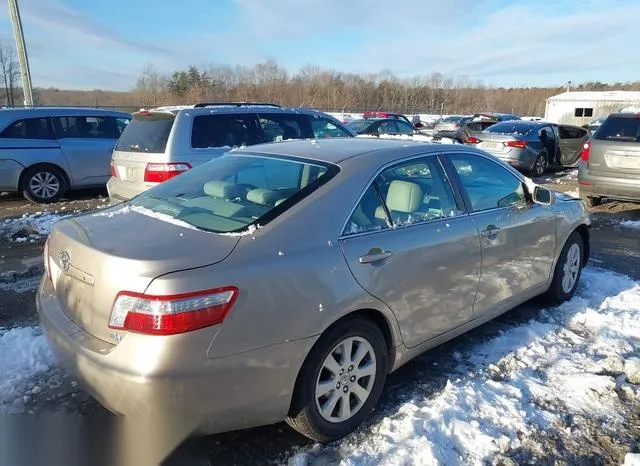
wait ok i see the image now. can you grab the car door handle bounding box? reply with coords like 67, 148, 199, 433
481, 225, 500, 238
359, 249, 393, 264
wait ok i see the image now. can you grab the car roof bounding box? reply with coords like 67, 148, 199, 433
231, 138, 445, 164
0, 106, 131, 118
142, 104, 335, 118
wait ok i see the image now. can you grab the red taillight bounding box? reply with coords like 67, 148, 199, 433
143, 163, 191, 183
108, 287, 239, 335
110, 160, 116, 177
504, 140, 527, 149
464, 136, 480, 144
580, 141, 591, 161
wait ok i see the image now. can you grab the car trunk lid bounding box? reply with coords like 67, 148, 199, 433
476, 132, 521, 154
46, 208, 240, 344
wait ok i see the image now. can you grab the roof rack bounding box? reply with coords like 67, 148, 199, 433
193, 102, 282, 108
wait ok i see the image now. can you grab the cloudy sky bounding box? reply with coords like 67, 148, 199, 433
0, 0, 637, 90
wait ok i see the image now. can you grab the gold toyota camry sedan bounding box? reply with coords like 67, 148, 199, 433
37, 138, 590, 442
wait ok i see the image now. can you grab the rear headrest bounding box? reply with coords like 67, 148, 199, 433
246, 188, 281, 206
203, 180, 243, 199
385, 180, 423, 213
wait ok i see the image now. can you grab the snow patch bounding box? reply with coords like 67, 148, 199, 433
619, 220, 640, 230
0, 212, 70, 239
0, 326, 55, 413
289, 267, 640, 465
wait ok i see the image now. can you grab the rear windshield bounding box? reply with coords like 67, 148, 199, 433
347, 120, 375, 132
115, 113, 175, 153
129, 153, 339, 233
593, 116, 640, 142
485, 122, 535, 136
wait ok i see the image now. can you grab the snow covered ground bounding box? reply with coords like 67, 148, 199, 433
290, 266, 640, 465
620, 220, 640, 230
0, 326, 56, 413
0, 212, 71, 242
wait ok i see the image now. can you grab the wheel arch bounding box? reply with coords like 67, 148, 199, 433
287, 308, 397, 415
574, 223, 590, 266
19, 162, 71, 192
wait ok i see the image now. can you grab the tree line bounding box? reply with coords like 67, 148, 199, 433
134, 61, 640, 116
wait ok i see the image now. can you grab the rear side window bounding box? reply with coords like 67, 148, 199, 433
53, 116, 120, 139
558, 126, 587, 139
191, 114, 262, 149
0, 118, 54, 139
593, 116, 640, 142
257, 114, 307, 142
116, 113, 175, 152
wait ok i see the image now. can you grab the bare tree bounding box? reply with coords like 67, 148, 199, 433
135, 63, 165, 107
0, 39, 19, 106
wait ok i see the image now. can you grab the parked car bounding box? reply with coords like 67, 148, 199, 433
346, 118, 418, 136
582, 114, 609, 135
38, 138, 590, 442
434, 113, 519, 144
107, 102, 355, 202
474, 120, 589, 176
578, 111, 640, 207
0, 107, 131, 203
432, 115, 470, 140
362, 111, 412, 125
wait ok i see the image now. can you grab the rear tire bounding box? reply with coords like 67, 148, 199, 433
584, 196, 602, 208
530, 152, 548, 177
286, 317, 388, 442
21, 165, 66, 204
544, 231, 584, 305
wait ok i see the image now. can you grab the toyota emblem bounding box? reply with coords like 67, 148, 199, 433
59, 251, 70, 271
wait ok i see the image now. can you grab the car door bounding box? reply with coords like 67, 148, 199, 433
395, 121, 416, 135
557, 125, 588, 166
339, 154, 482, 348
444, 152, 557, 317
53, 115, 121, 186
378, 120, 400, 134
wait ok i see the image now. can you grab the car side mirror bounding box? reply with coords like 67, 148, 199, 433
533, 186, 553, 204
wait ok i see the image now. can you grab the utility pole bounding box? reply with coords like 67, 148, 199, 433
8, 0, 33, 106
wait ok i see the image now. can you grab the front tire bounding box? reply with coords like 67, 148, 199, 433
21, 166, 66, 204
544, 231, 584, 305
286, 318, 388, 442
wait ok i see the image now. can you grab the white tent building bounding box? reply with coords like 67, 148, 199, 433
544, 91, 640, 125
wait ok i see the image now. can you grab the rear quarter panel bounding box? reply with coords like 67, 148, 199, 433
552, 195, 591, 266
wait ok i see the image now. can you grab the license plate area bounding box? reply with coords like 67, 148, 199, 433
605, 154, 640, 170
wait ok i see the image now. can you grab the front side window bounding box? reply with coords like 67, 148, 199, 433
343, 156, 461, 236
396, 121, 416, 134
310, 117, 351, 138
130, 154, 337, 233
0, 118, 54, 139
448, 154, 526, 212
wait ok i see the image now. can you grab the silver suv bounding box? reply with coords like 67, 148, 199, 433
107, 103, 356, 202
578, 112, 640, 207
0, 107, 131, 203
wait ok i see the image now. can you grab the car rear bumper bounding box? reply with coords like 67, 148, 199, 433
0, 159, 24, 191
484, 151, 535, 171
106, 176, 151, 203
578, 163, 640, 202
36, 275, 316, 435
